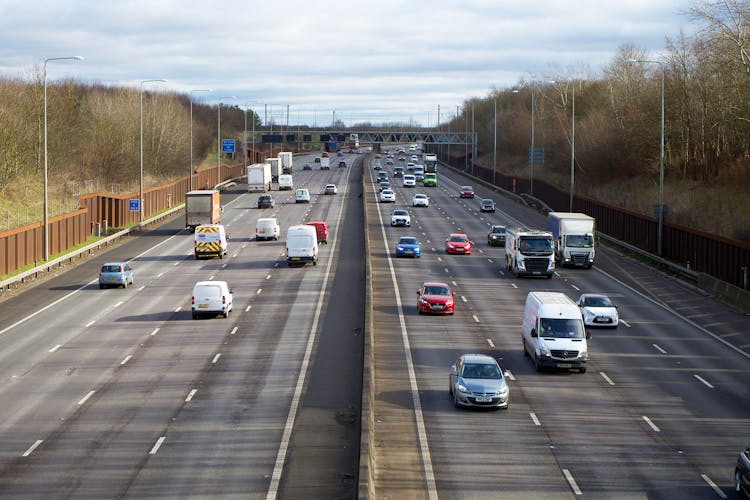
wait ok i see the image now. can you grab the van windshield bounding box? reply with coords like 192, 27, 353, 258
538, 318, 585, 339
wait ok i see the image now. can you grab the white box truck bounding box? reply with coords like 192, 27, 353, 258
522, 291, 589, 372
320, 157, 330, 170
278, 151, 293, 174
247, 163, 272, 192
286, 225, 318, 267
424, 154, 438, 172
267, 158, 282, 181
505, 228, 555, 278
548, 212, 595, 268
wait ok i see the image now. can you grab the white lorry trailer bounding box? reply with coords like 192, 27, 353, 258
424, 154, 438, 172
267, 158, 282, 181
320, 157, 330, 170
247, 163, 272, 192
505, 228, 555, 278
547, 212, 595, 268
278, 152, 293, 174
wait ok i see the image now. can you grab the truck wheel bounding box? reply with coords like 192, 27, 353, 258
313, 259, 317, 266
579, 367, 587, 374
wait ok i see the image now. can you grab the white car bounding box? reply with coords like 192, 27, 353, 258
402, 175, 416, 187
406, 162, 415, 171
323, 184, 337, 195
379, 189, 396, 203
412, 194, 429, 207
391, 209, 411, 227
576, 294, 619, 328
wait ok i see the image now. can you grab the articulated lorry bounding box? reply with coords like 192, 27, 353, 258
185, 190, 221, 232
424, 154, 438, 172
278, 151, 293, 174
547, 212, 595, 268
505, 228, 555, 278
247, 163, 272, 192
267, 158, 282, 181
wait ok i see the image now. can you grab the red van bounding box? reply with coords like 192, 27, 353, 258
306, 220, 329, 244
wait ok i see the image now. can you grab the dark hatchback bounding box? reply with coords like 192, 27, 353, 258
257, 194, 274, 209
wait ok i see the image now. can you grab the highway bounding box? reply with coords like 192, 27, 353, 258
0, 148, 748, 499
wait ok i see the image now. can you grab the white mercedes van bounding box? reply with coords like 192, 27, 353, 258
286, 225, 318, 267
522, 291, 589, 373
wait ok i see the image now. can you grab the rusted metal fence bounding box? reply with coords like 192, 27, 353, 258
440, 152, 750, 290
0, 163, 245, 278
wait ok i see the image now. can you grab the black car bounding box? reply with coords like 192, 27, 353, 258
338, 161, 347, 168
487, 225, 506, 246
302, 163, 312, 171
257, 194, 274, 209
737, 444, 750, 498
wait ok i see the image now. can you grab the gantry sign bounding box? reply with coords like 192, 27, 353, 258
255, 130, 476, 145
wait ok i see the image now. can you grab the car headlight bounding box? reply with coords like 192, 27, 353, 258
539, 345, 551, 357
420, 297, 430, 304
491, 235, 497, 240
397, 246, 404, 251
457, 383, 470, 394
579, 351, 588, 360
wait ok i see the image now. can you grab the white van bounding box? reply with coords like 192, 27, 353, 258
278, 174, 293, 190
522, 291, 589, 373
286, 225, 318, 267
194, 224, 228, 259
192, 280, 233, 319
295, 188, 311, 203
255, 217, 280, 241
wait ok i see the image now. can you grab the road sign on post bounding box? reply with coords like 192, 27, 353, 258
221, 139, 235, 153
528, 147, 544, 164
129, 199, 140, 212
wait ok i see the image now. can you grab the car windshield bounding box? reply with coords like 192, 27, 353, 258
382, 190, 393, 195
450, 235, 468, 242
567, 234, 594, 248
102, 265, 122, 273
538, 318, 586, 339
483, 200, 493, 206
461, 363, 501, 379
461, 186, 472, 191
491, 226, 505, 234
399, 238, 418, 245
583, 296, 613, 307
424, 286, 450, 296
415, 195, 426, 199
394, 210, 407, 216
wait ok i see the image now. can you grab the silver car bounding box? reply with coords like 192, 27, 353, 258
576, 293, 619, 328
98, 262, 134, 289
449, 354, 509, 409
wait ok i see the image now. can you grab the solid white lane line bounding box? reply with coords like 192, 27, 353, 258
78, 390, 95, 406
472, 315, 480, 323
461, 296, 467, 302
486, 338, 495, 348
504, 370, 515, 381
150, 327, 159, 336
120, 355, 133, 366
600, 372, 615, 386
701, 474, 727, 498
562, 469, 583, 496
157, 272, 165, 278
22, 440, 43, 457
642, 415, 660, 432
114, 301, 124, 308
212, 353, 221, 364
694, 374, 715, 389
653, 344, 667, 354
529, 412, 541, 426
149, 436, 166, 455
185, 389, 198, 402
85, 321, 95, 327
49, 344, 61, 353
231, 327, 238, 335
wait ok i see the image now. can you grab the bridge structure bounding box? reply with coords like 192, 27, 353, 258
248, 130, 476, 147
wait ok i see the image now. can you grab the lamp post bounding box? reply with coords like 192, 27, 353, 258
189, 89, 211, 192
43, 55, 84, 261
492, 98, 497, 185
217, 96, 236, 187
242, 104, 259, 166
140, 79, 167, 224
627, 58, 665, 256
570, 81, 575, 212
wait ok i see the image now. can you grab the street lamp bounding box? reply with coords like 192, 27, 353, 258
217, 96, 236, 187
568, 80, 576, 212
189, 89, 211, 192
492, 98, 497, 185
43, 55, 84, 261
627, 58, 666, 256
140, 79, 167, 224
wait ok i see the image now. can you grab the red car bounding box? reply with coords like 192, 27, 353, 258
459, 185, 475, 198
417, 282, 455, 315
445, 233, 473, 254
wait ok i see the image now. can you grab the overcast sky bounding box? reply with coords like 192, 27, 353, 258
0, 0, 692, 126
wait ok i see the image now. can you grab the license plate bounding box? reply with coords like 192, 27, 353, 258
557, 363, 572, 368
198, 305, 208, 309
474, 397, 492, 402
405, 250, 413, 254
432, 304, 444, 310
291, 257, 300, 261
595, 317, 609, 323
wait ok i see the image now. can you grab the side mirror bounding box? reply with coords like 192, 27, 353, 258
586, 331, 592, 339
416, 290, 421, 296
452, 292, 456, 296
220, 205, 225, 213
530, 329, 538, 338
450, 365, 457, 375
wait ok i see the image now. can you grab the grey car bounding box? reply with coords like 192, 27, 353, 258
487, 225, 506, 246
449, 354, 509, 409
98, 262, 134, 289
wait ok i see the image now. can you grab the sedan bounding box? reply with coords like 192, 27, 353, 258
395, 236, 421, 258
417, 282, 455, 315
302, 163, 312, 171
445, 233, 473, 254
378, 181, 391, 192
99, 262, 134, 289
737, 443, 750, 498
459, 186, 475, 198
480, 199, 495, 212
449, 354, 509, 409
487, 225, 506, 246
385, 159, 394, 165
257, 194, 274, 209
379, 189, 396, 203
323, 184, 338, 195
412, 193, 430, 207
576, 294, 619, 328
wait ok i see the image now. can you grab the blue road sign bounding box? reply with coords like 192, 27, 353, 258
222, 139, 235, 153
129, 199, 140, 211
528, 147, 544, 164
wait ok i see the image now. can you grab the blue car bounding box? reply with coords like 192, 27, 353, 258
395, 236, 421, 258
